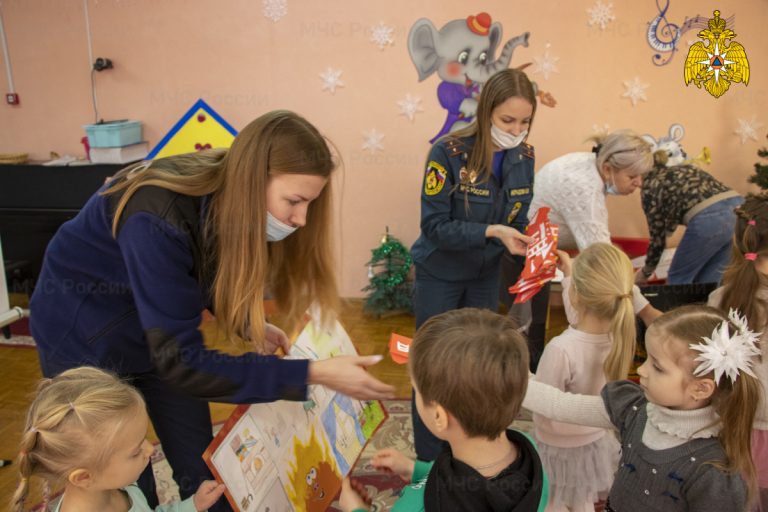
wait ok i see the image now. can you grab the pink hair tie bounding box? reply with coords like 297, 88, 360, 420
748, 220, 757, 226
745, 253, 758, 261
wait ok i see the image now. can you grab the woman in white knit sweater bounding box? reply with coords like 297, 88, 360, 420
528, 130, 653, 251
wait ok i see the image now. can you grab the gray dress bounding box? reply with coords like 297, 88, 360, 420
601, 381, 747, 512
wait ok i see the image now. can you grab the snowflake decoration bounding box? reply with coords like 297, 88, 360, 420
319, 68, 344, 94
591, 123, 611, 136
587, 0, 616, 30
370, 22, 394, 50
621, 77, 649, 106
396, 94, 423, 122
262, 0, 287, 22
690, 309, 761, 384
734, 116, 764, 145
531, 43, 559, 81
362, 129, 385, 153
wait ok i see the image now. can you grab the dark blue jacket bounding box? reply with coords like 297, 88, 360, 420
30, 185, 308, 404
411, 136, 535, 281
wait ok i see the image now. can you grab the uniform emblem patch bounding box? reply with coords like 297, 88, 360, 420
507, 201, 523, 224
425, 161, 447, 196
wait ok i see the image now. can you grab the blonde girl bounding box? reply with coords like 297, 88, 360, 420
534, 243, 638, 511
525, 305, 760, 511
11, 366, 225, 512
709, 193, 768, 510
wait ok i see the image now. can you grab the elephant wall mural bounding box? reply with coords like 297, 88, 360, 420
407, 12, 556, 143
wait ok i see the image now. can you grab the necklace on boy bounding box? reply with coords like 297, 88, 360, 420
471, 446, 515, 471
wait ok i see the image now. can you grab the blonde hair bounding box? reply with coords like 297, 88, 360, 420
450, 68, 537, 185
10, 367, 145, 512
409, 308, 529, 439
104, 110, 341, 345
589, 129, 653, 176
718, 194, 768, 350
650, 305, 760, 504
571, 243, 637, 381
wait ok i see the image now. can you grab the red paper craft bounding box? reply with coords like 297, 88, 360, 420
508, 207, 559, 304
389, 333, 412, 364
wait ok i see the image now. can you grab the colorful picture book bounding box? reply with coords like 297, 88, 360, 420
203, 314, 388, 511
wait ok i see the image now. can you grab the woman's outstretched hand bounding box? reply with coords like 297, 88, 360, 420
308, 355, 395, 400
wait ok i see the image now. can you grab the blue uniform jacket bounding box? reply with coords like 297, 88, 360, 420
411, 136, 535, 282
29, 185, 309, 404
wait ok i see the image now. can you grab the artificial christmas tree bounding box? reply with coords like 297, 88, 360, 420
362, 227, 413, 317
748, 135, 768, 190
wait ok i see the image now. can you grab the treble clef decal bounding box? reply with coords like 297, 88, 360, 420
646, 0, 710, 66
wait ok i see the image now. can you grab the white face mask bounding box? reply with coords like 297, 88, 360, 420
490, 124, 527, 150
266, 212, 298, 242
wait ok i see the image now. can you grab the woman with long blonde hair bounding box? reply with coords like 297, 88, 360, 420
30, 110, 394, 510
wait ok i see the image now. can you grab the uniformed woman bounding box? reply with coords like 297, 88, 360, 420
29, 110, 395, 510
410, 68, 536, 460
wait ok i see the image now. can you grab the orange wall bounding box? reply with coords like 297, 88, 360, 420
1, 0, 766, 296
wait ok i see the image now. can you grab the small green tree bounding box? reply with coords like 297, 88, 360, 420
748, 134, 768, 190
362, 227, 413, 317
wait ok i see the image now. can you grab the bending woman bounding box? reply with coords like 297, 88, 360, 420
30, 110, 394, 510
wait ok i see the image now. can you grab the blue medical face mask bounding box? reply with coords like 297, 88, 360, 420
605, 175, 620, 195
490, 123, 527, 150
266, 212, 298, 241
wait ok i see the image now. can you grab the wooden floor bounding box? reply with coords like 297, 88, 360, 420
0, 298, 566, 508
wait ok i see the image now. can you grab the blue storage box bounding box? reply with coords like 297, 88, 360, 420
84, 120, 143, 148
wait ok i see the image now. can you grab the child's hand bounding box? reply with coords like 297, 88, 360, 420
371, 448, 415, 482
556, 250, 572, 277
193, 480, 226, 511
339, 477, 371, 512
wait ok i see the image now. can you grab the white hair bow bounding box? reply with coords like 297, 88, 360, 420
689, 309, 761, 384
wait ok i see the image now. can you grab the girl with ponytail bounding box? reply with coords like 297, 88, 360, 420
709, 193, 768, 510
524, 305, 760, 511
10, 367, 225, 512
533, 242, 651, 511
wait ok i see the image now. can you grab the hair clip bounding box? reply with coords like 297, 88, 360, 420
68, 401, 75, 411
592, 144, 602, 155
28, 427, 37, 434
619, 293, 632, 300
19, 450, 27, 457
748, 220, 757, 226
689, 309, 761, 384
745, 253, 758, 261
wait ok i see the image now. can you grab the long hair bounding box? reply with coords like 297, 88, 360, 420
588, 129, 653, 176
10, 367, 145, 512
718, 194, 768, 347
651, 305, 760, 504
450, 68, 537, 185
570, 243, 637, 381
104, 110, 340, 345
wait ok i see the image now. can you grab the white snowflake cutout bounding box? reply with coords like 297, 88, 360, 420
362, 129, 385, 153
370, 22, 394, 50
319, 68, 344, 94
621, 77, 649, 107
262, 0, 287, 22
587, 0, 616, 31
592, 123, 611, 136
396, 94, 423, 122
734, 116, 764, 145
531, 43, 560, 81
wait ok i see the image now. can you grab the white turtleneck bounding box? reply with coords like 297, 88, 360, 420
522, 378, 720, 450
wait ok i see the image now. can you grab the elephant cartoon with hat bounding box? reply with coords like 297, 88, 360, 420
408, 12, 555, 143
